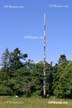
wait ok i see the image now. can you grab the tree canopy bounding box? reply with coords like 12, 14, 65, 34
0, 48, 72, 98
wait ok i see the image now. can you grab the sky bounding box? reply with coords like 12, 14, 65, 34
0, 0, 72, 64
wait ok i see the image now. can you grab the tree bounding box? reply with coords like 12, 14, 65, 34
1, 48, 11, 79
9, 48, 28, 71
58, 54, 68, 66
54, 61, 72, 98
46, 62, 53, 96
13, 63, 35, 97
53, 54, 68, 97
0, 48, 28, 96
31, 61, 53, 97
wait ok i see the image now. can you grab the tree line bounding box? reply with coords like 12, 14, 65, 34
0, 48, 72, 98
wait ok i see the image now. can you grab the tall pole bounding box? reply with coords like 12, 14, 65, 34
43, 13, 46, 98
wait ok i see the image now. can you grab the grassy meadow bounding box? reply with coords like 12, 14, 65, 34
0, 96, 72, 108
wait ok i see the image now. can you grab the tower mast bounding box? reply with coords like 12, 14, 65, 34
43, 13, 46, 98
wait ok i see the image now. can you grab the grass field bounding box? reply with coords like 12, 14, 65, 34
0, 96, 72, 108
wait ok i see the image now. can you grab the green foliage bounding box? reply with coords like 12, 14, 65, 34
45, 63, 53, 96
0, 49, 72, 99
31, 62, 43, 96
58, 54, 68, 65
54, 61, 72, 98
9, 48, 28, 70
15, 67, 35, 97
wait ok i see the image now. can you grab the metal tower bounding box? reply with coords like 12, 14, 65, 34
43, 13, 46, 98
